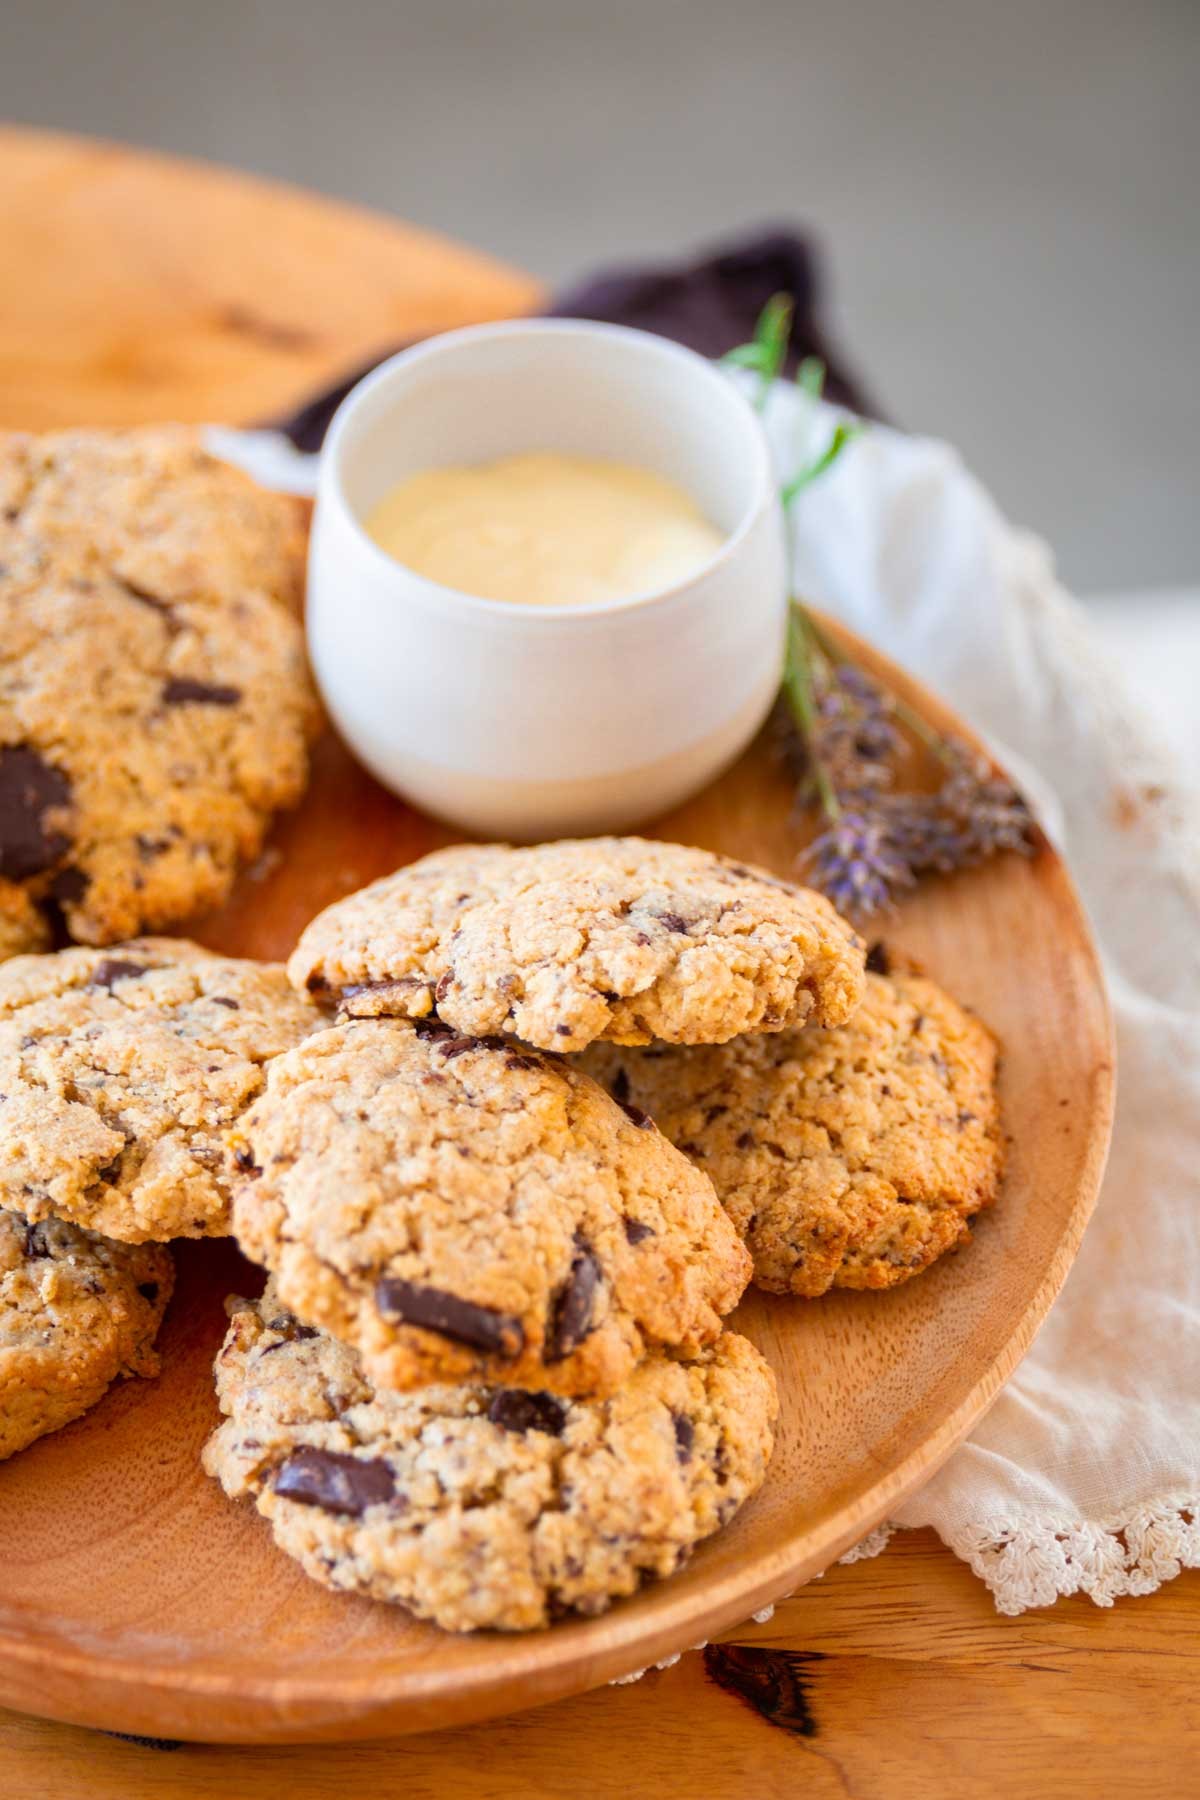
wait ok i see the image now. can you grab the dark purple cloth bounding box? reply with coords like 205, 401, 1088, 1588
273, 227, 874, 453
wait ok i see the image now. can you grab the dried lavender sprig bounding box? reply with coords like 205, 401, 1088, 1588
791, 624, 1034, 915
781, 600, 1032, 912
724, 298, 1032, 918
805, 809, 917, 918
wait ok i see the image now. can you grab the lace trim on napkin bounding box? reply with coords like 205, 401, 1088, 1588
607, 1499, 1198, 1685
791, 1496, 1200, 1617
941, 1495, 1200, 1614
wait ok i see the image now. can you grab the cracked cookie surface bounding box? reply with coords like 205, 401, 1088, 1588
230, 1017, 751, 1396
0, 1205, 173, 1460
203, 1284, 777, 1632
289, 837, 865, 1053
582, 968, 1003, 1295
0, 426, 306, 616
0, 940, 322, 1242
0, 544, 318, 943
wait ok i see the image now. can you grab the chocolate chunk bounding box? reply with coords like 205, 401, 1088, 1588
658, 911, 689, 934
430, 1031, 522, 1063
736, 1130, 756, 1151
865, 941, 891, 976
262, 1316, 321, 1345
162, 677, 242, 707
487, 1389, 568, 1436
436, 1033, 492, 1060
607, 1066, 653, 1129
272, 1446, 395, 1517
434, 969, 455, 1003
233, 1146, 262, 1177
555, 1023, 572, 1036
622, 1215, 655, 1245
22, 1223, 49, 1259
210, 995, 240, 1010
135, 834, 172, 862
374, 1277, 525, 1356
86, 958, 149, 992
115, 576, 173, 616
672, 1412, 695, 1462
47, 865, 88, 903
0, 746, 72, 880
340, 977, 407, 1005
616, 1096, 654, 1131
137, 1281, 159, 1304
412, 1015, 452, 1039
546, 1237, 602, 1362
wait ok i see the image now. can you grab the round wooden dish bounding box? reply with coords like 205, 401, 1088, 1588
0, 621, 1114, 1743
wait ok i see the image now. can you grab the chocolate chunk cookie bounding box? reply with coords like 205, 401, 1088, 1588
0, 940, 321, 1242
0, 426, 306, 616
230, 1017, 751, 1396
289, 837, 866, 1053
0, 1206, 173, 1460
582, 969, 1003, 1295
203, 1285, 777, 1632
0, 544, 318, 943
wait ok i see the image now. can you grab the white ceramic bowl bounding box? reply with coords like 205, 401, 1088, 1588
308, 319, 787, 838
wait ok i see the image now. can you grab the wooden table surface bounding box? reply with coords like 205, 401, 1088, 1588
0, 123, 1195, 1799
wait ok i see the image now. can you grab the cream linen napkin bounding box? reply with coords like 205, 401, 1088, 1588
214, 388, 1200, 1613
780, 385, 1200, 1611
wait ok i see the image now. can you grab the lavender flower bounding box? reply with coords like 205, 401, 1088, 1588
810, 664, 903, 786
803, 811, 916, 917
938, 739, 1034, 861
784, 605, 1034, 918
725, 294, 1033, 918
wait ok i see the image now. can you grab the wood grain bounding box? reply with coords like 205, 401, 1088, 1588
0, 123, 1188, 1793
1, 1535, 1196, 1798
0, 125, 540, 430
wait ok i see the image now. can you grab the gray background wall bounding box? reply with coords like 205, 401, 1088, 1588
3, 0, 1197, 595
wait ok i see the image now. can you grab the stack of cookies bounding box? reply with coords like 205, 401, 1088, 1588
201, 836, 1003, 1633
0, 432, 1005, 1638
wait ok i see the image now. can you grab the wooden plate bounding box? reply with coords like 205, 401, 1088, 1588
0, 619, 1113, 1744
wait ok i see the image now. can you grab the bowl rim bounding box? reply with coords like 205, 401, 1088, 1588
316, 316, 782, 624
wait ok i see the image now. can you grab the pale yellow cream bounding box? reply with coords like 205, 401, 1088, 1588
364, 452, 725, 607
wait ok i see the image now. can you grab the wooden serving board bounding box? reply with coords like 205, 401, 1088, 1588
0, 617, 1114, 1744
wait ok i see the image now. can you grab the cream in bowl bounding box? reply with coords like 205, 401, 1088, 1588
363, 452, 726, 609
307, 320, 788, 838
